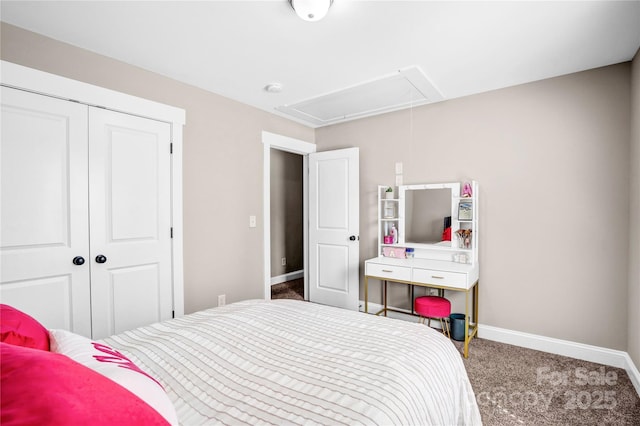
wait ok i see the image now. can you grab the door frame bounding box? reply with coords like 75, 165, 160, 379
262, 131, 316, 300
1, 60, 186, 317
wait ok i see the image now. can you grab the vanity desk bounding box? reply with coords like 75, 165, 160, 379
364, 257, 479, 358
366, 181, 479, 358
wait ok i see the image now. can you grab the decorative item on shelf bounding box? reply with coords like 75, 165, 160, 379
458, 201, 473, 220
461, 182, 473, 198
405, 247, 415, 258
390, 224, 398, 244
383, 200, 395, 218
382, 246, 406, 258
455, 229, 472, 249
383, 235, 393, 244
384, 186, 394, 199
453, 253, 468, 264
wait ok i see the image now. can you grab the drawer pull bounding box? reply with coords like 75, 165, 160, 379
431, 275, 445, 279
382, 269, 393, 273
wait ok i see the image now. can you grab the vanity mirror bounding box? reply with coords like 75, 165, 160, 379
399, 183, 460, 248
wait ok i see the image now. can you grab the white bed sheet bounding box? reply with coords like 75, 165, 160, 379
103, 299, 481, 425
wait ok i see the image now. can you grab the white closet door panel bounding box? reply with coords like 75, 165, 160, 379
0, 87, 91, 337
110, 264, 161, 334
1, 276, 76, 329
88, 108, 172, 339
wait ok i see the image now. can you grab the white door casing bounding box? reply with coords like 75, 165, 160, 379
262, 132, 316, 300
88, 108, 173, 339
308, 148, 360, 310
0, 87, 92, 336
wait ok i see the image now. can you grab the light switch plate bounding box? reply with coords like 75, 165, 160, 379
395, 162, 403, 174
249, 215, 256, 228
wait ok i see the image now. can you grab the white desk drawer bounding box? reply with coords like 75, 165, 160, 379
366, 263, 412, 282
412, 268, 467, 289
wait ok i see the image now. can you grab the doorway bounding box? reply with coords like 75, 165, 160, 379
262, 132, 360, 309
269, 148, 304, 300
262, 132, 316, 301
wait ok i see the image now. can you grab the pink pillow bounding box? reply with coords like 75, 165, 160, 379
50, 329, 178, 425
0, 304, 50, 351
0, 342, 169, 426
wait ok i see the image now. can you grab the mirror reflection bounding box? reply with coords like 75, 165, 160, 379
404, 187, 452, 246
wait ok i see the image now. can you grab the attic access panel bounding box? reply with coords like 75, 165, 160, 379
276, 66, 443, 127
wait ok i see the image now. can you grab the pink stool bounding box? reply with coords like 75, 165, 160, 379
414, 296, 451, 338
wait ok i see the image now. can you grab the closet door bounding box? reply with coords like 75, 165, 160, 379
0, 87, 92, 336
88, 108, 173, 339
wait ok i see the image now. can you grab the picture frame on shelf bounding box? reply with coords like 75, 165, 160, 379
458, 201, 473, 220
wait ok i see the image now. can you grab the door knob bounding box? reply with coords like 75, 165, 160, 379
72, 256, 85, 265
349, 235, 358, 241
95, 255, 107, 264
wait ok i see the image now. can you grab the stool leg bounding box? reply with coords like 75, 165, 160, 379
440, 318, 451, 338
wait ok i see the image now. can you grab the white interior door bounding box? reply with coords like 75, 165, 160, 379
308, 148, 359, 310
88, 108, 173, 339
0, 87, 92, 336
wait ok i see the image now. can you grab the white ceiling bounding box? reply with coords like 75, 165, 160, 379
2, 1, 640, 127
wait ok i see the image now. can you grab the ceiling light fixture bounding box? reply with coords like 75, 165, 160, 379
288, 0, 333, 22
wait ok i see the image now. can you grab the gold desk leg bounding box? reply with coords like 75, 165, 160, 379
463, 280, 479, 359
364, 276, 369, 314
383, 280, 388, 317
410, 285, 414, 315
464, 288, 470, 358
474, 280, 479, 326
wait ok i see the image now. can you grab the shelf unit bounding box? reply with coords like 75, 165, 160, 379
452, 189, 478, 265
377, 186, 400, 256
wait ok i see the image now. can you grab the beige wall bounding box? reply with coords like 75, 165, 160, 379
316, 65, 632, 351
270, 149, 303, 276
629, 50, 640, 367
2, 22, 637, 355
0, 23, 315, 314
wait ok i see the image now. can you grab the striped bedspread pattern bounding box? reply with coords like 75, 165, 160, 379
103, 299, 481, 425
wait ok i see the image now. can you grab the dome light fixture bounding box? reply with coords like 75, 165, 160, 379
288, 0, 333, 22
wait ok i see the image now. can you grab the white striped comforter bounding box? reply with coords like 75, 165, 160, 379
103, 299, 481, 425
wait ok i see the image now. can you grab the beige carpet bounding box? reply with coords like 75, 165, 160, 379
271, 278, 304, 301
458, 338, 640, 425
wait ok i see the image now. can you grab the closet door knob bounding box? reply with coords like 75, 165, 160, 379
95, 255, 107, 264
72, 256, 85, 265
349, 235, 358, 241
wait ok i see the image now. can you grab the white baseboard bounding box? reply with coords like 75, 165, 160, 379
271, 270, 303, 286
623, 352, 640, 397
358, 301, 640, 397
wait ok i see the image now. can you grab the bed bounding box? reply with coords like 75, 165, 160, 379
1, 299, 481, 425
102, 299, 481, 425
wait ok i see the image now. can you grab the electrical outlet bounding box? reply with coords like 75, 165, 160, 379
249, 215, 256, 228
281, 257, 286, 266
218, 294, 226, 306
